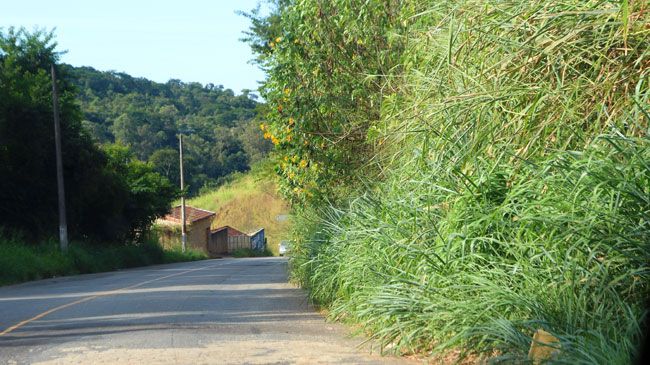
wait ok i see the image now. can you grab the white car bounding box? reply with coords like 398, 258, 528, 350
279, 241, 290, 256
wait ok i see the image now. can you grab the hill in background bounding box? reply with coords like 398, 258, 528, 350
62, 64, 272, 195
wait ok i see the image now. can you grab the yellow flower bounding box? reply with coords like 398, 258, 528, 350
259, 123, 265, 131
275, 37, 282, 43
271, 136, 279, 145
263, 132, 271, 140
288, 117, 294, 125
288, 172, 295, 180
286, 134, 292, 142
283, 156, 289, 162
284, 88, 292, 96
299, 159, 308, 168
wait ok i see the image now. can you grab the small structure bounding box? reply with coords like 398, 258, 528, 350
156, 206, 215, 254
209, 226, 266, 255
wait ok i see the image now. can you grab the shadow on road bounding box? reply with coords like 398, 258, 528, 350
1, 259, 326, 349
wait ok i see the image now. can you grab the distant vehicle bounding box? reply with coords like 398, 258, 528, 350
279, 241, 290, 256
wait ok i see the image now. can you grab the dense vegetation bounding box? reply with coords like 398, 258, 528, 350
0, 231, 206, 286
64, 64, 271, 195
246, 0, 649, 363
0, 28, 175, 243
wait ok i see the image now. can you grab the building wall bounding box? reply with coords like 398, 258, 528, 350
156, 223, 180, 250
250, 229, 265, 250
156, 217, 214, 254
187, 218, 213, 254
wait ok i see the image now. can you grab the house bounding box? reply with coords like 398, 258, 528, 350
156, 205, 215, 254
215, 225, 246, 237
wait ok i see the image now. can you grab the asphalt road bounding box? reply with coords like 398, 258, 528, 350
0, 258, 413, 364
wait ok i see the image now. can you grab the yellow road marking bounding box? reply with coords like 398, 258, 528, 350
0, 263, 217, 336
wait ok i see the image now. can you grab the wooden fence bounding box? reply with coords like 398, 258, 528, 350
227, 235, 251, 252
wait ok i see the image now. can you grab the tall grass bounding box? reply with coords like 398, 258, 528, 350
0, 233, 207, 286
290, 0, 649, 363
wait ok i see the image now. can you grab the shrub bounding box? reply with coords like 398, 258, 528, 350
232, 247, 274, 258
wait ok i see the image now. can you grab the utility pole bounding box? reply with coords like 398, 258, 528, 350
51, 65, 68, 251
179, 133, 187, 253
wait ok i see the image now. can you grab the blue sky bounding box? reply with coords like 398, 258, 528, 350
1, 0, 268, 94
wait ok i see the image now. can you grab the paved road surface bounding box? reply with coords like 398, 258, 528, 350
0, 258, 413, 364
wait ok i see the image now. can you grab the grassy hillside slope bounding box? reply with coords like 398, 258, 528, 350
248, 0, 649, 363
187, 162, 291, 255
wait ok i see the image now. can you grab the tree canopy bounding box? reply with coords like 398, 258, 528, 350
0, 28, 176, 243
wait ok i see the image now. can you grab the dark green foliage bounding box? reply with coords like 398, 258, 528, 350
63, 64, 270, 195
243, 0, 408, 204
100, 144, 178, 242
0, 28, 176, 243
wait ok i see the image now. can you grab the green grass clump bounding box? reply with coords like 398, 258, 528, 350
231, 247, 274, 258
288, 0, 649, 363
0, 233, 207, 286
294, 137, 648, 363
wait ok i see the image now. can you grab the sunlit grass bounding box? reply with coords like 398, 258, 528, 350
287, 0, 649, 363
0, 233, 207, 286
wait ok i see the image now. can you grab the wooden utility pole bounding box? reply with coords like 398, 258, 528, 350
179, 133, 187, 252
51, 65, 68, 251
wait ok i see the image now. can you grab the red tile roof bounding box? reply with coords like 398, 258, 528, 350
161, 205, 215, 224
212, 225, 247, 236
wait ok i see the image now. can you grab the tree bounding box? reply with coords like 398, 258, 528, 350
238, 118, 273, 164
241, 1, 408, 204
149, 148, 180, 187
103, 144, 177, 241
0, 28, 176, 243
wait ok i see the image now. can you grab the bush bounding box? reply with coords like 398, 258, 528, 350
243, 0, 409, 204
231, 248, 273, 258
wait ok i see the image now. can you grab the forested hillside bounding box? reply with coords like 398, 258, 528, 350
62, 65, 271, 195
245, 0, 649, 363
